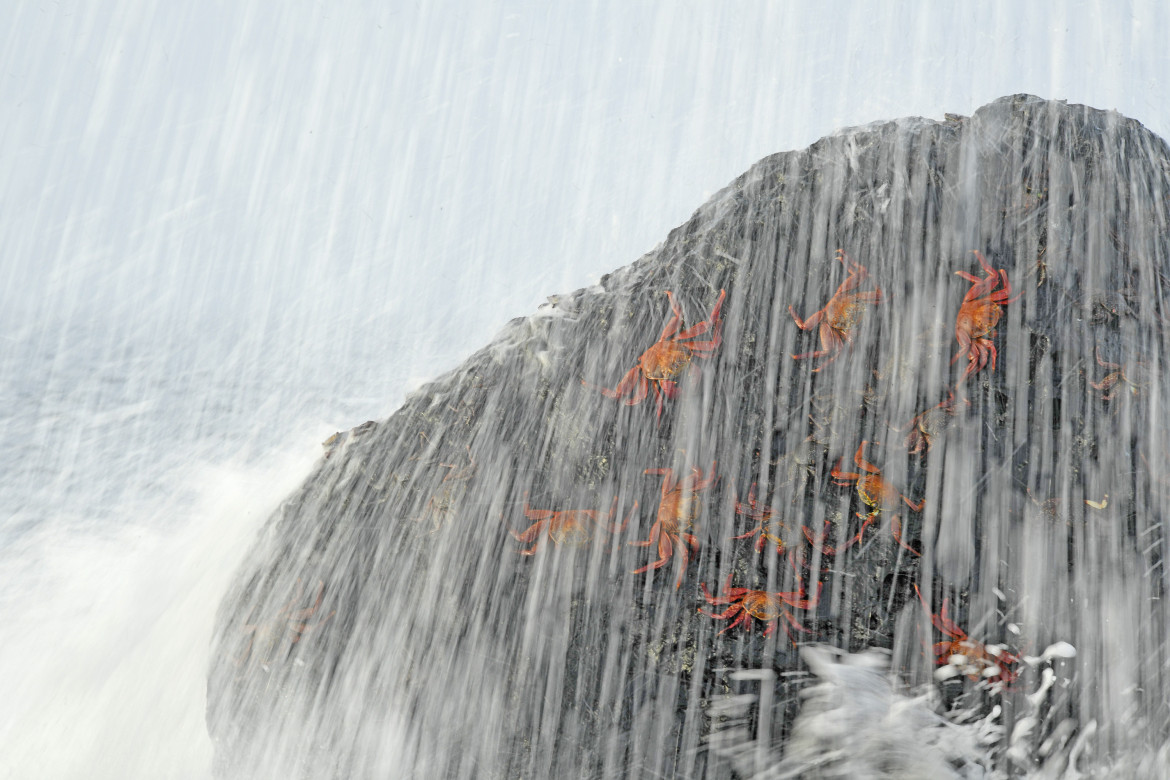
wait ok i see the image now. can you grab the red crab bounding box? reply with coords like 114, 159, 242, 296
1090, 347, 1146, 400
915, 585, 1021, 687
804, 440, 924, 556
952, 250, 1021, 382
789, 250, 884, 371
235, 579, 335, 670
699, 574, 821, 640
901, 390, 969, 454
509, 494, 634, 556
629, 463, 718, 588
731, 482, 788, 555
586, 289, 726, 420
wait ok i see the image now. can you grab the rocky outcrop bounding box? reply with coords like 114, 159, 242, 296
208, 95, 1170, 779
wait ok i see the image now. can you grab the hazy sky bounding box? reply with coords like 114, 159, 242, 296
3, 1, 1167, 403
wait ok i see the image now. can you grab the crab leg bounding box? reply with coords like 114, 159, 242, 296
700, 603, 743, 620
955, 269, 999, 298
934, 642, 960, 661
599, 497, 637, 533
803, 520, 846, 555
982, 341, 998, 371
671, 540, 688, 589
508, 497, 552, 551
778, 580, 822, 610
721, 608, 752, 634
843, 513, 879, 548
631, 527, 673, 573
830, 272, 864, 297
849, 290, 884, 305
889, 515, 920, 556
628, 520, 661, 549
677, 334, 721, 357
788, 305, 825, 330
286, 581, 326, 621
673, 289, 726, 341
831, 468, 862, 484
689, 463, 718, 490
522, 505, 556, 521
1098, 383, 1121, 401
645, 467, 678, 494
810, 339, 847, 372
956, 251, 1000, 298
791, 323, 843, 361
585, 365, 647, 403
1090, 373, 1120, 392
658, 291, 686, 341
625, 374, 650, 405
700, 578, 749, 605
289, 608, 335, 642
835, 248, 865, 272
778, 610, 813, 644
1094, 347, 1120, 371
509, 519, 549, 545
637, 531, 674, 572
951, 330, 973, 366
915, 585, 965, 639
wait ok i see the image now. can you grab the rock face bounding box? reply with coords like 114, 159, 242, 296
208, 96, 1170, 778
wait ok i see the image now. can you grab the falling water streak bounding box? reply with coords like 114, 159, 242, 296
6, 4, 1170, 780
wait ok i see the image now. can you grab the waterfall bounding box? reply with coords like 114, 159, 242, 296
207, 96, 1170, 778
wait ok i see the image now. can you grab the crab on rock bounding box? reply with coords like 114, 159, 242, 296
901, 390, 969, 454
789, 249, 883, 371
1090, 346, 1147, 401
699, 574, 821, 640
586, 289, 726, 420
951, 250, 1021, 383
235, 579, 335, 670
805, 440, 924, 556
629, 463, 718, 588
509, 494, 633, 556
731, 481, 788, 555
915, 585, 1021, 687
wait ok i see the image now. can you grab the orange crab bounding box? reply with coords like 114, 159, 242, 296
629, 463, 718, 588
901, 390, 969, 454
804, 440, 924, 556
915, 585, 1021, 687
235, 579, 335, 670
731, 482, 788, 555
1090, 347, 1146, 400
789, 249, 884, 371
699, 574, 821, 640
509, 494, 634, 555
586, 289, 726, 420
951, 250, 1021, 382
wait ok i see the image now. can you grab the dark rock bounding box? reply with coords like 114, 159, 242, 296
208, 95, 1170, 778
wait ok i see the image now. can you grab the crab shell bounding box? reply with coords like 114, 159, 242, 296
639, 341, 694, 382
657, 486, 704, 533
854, 472, 904, 512
546, 512, 605, 546
738, 591, 793, 622
957, 299, 1003, 340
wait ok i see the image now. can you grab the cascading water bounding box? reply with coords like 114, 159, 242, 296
206, 96, 1170, 778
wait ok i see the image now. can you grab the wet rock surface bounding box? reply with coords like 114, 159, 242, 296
208, 95, 1170, 778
